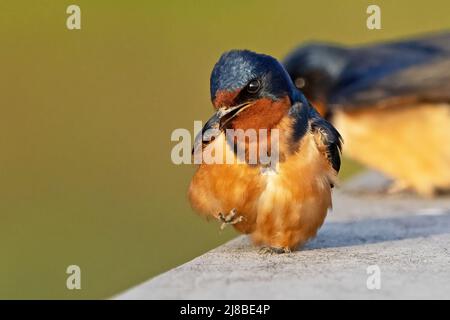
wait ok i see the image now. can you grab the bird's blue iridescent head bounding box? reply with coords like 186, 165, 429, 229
210, 50, 298, 108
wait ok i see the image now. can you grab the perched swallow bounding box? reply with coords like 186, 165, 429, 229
188, 50, 342, 253
283, 32, 450, 196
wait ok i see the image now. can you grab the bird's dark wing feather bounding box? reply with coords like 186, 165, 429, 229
331, 57, 450, 109
410, 32, 450, 53
309, 107, 342, 173
330, 33, 450, 109
289, 100, 342, 173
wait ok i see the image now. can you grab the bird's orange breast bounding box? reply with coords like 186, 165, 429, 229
188, 119, 336, 250
333, 103, 450, 196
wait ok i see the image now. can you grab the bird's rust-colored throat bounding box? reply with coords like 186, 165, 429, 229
213, 88, 291, 131
227, 96, 291, 131
223, 96, 291, 164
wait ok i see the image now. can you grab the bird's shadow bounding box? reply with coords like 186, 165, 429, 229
304, 211, 450, 250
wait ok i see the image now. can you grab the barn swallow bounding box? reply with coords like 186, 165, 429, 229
188, 50, 342, 253
283, 32, 450, 196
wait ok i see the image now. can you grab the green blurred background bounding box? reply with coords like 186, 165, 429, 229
0, 0, 448, 299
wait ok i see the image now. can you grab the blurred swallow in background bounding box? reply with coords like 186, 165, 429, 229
283, 32, 450, 196
188, 50, 342, 253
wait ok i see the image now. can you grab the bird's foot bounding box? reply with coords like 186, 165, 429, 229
258, 246, 291, 255
217, 209, 245, 230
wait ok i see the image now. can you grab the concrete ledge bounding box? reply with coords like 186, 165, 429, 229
116, 171, 450, 299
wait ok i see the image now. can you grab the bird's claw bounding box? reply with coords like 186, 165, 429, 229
258, 246, 291, 255
217, 208, 245, 230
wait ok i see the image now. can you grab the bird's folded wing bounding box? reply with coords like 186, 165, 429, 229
310, 114, 343, 173
331, 57, 450, 110
289, 101, 342, 173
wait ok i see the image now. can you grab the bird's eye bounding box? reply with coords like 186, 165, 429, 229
246, 79, 261, 94
295, 77, 306, 89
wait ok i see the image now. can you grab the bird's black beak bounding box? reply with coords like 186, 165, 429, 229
192, 102, 252, 155
206, 102, 252, 132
